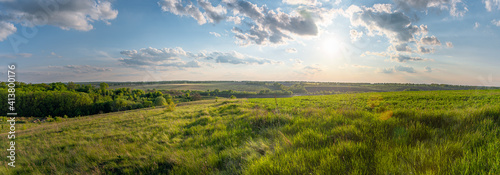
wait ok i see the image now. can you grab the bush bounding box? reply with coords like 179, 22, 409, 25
192, 93, 202, 101
46, 116, 54, 122
143, 101, 153, 107
154, 96, 167, 106
230, 95, 236, 99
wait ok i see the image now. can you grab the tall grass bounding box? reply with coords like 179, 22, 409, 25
0, 90, 499, 174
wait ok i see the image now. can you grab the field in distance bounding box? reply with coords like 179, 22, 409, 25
1, 89, 499, 174
102, 81, 499, 94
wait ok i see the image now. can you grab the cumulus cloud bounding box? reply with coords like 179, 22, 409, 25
286, 48, 298, 53
492, 19, 500, 26
393, 0, 468, 17
0, 0, 118, 35
446, 42, 454, 48
198, 51, 280, 65
198, 0, 227, 23
418, 46, 434, 53
158, 0, 207, 24
282, 0, 319, 6
346, 4, 427, 44
393, 43, 412, 53
0, 21, 16, 41
159, 0, 324, 45
484, 0, 500, 11
119, 47, 190, 66
210, 32, 221, 37
63, 65, 112, 73
120, 47, 280, 69
421, 36, 441, 45
226, 0, 319, 45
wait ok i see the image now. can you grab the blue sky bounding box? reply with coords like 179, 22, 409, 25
0, 0, 499, 86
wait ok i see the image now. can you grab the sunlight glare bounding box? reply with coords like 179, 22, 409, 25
321, 37, 340, 58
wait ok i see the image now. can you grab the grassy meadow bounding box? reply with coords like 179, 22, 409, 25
1, 89, 500, 174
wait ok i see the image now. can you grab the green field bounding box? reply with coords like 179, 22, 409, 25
1, 89, 500, 174
108, 82, 272, 92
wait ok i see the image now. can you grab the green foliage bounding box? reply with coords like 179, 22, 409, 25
164, 102, 177, 112
154, 96, 167, 106
230, 95, 236, 99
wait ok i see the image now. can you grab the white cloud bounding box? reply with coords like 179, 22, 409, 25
393, 43, 412, 53
158, 0, 207, 24
0, 0, 118, 33
226, 0, 319, 45
282, 0, 319, 6
474, 22, 480, 29
159, 0, 326, 45
346, 5, 427, 44
227, 16, 242, 24
198, 0, 227, 23
120, 47, 281, 69
446, 42, 454, 48
198, 51, 281, 65
484, 0, 500, 11
492, 19, 500, 26
51, 52, 62, 58
418, 46, 434, 54
63, 65, 112, 73
0, 21, 16, 41
349, 29, 363, 41
421, 36, 441, 45
119, 47, 190, 66
390, 54, 424, 62
286, 48, 298, 53
209, 32, 221, 37
393, 0, 468, 17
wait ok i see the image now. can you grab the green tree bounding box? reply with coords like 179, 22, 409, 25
67, 82, 77, 91
100, 82, 109, 96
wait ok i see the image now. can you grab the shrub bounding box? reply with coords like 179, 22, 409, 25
154, 96, 167, 106
46, 116, 54, 122
143, 101, 153, 107
230, 95, 236, 99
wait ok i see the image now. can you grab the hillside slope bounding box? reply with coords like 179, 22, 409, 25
1, 90, 500, 174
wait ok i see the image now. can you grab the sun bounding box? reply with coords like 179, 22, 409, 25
320, 36, 340, 57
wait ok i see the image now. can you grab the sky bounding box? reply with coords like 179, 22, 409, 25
0, 0, 499, 86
